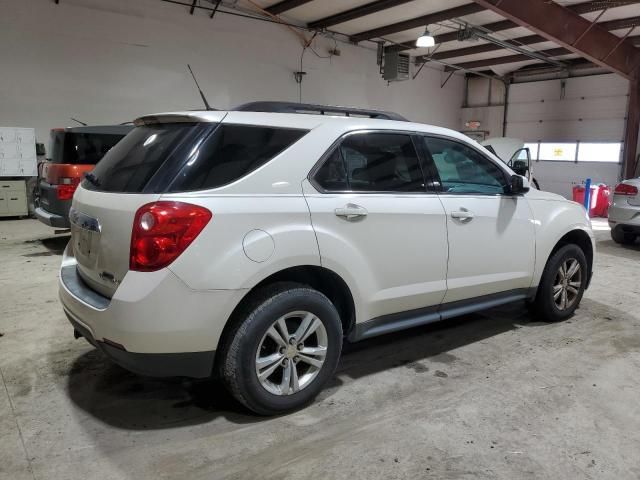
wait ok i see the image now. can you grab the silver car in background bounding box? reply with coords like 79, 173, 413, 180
609, 178, 640, 244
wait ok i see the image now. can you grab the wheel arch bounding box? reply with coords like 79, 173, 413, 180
213, 265, 356, 374
546, 228, 594, 288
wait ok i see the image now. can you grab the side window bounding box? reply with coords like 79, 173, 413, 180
169, 125, 307, 192
314, 133, 424, 192
313, 149, 348, 191
424, 137, 508, 195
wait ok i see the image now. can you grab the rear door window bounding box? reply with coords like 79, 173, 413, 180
313, 132, 425, 192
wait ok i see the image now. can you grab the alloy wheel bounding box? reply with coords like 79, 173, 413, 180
255, 311, 328, 396
552, 258, 582, 310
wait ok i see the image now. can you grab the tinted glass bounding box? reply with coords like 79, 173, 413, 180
50, 132, 126, 165
82, 123, 206, 193
314, 133, 424, 192
424, 137, 508, 195
313, 149, 348, 191
168, 125, 307, 192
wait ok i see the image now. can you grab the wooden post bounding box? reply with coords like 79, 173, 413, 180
623, 76, 640, 179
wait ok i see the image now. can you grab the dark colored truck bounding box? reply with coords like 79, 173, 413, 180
35, 125, 132, 228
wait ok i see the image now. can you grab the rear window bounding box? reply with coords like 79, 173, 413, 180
50, 131, 126, 165
82, 123, 307, 193
82, 123, 205, 193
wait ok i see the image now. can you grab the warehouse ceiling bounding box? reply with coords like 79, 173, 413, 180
229, 0, 640, 77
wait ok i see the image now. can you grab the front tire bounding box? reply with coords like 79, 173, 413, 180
220, 283, 342, 415
533, 244, 587, 322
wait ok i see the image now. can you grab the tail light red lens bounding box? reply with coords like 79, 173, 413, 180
130, 201, 212, 272
614, 183, 639, 196
56, 184, 78, 200
54, 176, 81, 200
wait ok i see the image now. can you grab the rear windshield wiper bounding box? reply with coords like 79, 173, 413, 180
84, 172, 100, 187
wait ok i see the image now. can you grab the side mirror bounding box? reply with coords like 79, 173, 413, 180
510, 175, 530, 195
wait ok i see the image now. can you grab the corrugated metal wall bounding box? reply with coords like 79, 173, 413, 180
507, 74, 628, 142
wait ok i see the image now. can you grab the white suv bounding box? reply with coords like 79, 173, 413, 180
59, 102, 595, 414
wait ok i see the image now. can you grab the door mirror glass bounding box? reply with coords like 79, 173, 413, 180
510, 175, 530, 195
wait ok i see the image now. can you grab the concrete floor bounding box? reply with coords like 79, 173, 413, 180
1, 218, 639, 480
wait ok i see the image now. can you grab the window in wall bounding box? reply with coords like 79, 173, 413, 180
577, 143, 622, 163
525, 143, 539, 161
424, 137, 508, 195
538, 142, 577, 161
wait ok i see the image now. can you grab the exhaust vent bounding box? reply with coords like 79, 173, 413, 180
382, 51, 410, 82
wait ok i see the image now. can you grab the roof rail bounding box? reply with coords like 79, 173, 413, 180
233, 101, 408, 121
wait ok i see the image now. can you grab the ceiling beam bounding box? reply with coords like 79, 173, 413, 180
266, 0, 313, 15
444, 47, 571, 71
472, 38, 640, 74
470, 0, 640, 79
388, 0, 640, 53
350, 3, 485, 43
417, 16, 640, 63
309, 0, 415, 29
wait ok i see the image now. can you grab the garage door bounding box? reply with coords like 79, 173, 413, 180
506, 74, 628, 198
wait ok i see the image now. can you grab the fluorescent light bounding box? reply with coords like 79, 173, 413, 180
416, 27, 435, 48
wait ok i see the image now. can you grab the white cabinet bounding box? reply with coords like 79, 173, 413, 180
0, 127, 37, 177
0, 180, 28, 217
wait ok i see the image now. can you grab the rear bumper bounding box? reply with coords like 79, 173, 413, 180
608, 202, 640, 228
65, 310, 215, 377
58, 243, 247, 378
35, 206, 70, 228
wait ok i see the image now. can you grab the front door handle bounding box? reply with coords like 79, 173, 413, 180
451, 209, 475, 222
335, 203, 368, 220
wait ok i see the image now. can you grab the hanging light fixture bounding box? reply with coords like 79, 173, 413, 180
416, 26, 435, 48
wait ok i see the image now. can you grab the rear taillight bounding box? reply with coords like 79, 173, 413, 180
130, 201, 212, 272
614, 183, 639, 196
55, 177, 81, 200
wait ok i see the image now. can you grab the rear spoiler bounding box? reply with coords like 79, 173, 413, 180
134, 112, 227, 126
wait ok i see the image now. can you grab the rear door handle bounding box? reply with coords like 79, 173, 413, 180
335, 204, 368, 220
451, 209, 475, 221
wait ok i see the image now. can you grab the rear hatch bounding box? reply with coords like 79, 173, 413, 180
70, 119, 218, 297
40, 126, 131, 215
70, 112, 309, 297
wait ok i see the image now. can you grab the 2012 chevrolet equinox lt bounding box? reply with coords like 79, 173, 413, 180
59, 102, 594, 415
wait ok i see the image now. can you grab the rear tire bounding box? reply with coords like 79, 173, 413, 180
533, 244, 587, 322
611, 226, 637, 245
220, 282, 342, 415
